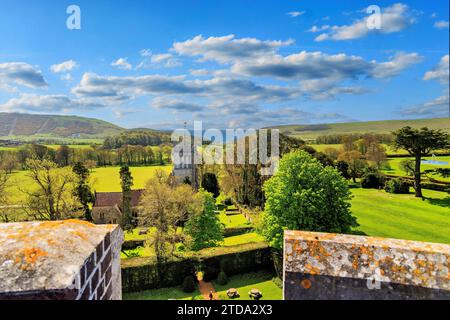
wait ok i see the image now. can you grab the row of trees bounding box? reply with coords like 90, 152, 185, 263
0, 143, 172, 171
315, 133, 394, 145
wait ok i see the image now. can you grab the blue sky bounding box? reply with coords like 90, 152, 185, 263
0, 0, 448, 130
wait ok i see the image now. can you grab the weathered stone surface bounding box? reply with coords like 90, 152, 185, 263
0, 220, 123, 298
284, 230, 450, 300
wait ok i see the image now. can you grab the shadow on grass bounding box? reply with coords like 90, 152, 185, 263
426, 196, 450, 208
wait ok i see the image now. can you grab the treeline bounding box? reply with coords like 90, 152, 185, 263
0, 143, 172, 171
103, 129, 171, 149
315, 133, 393, 145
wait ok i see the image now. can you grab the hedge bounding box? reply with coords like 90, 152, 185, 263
223, 227, 254, 237
122, 240, 145, 250
121, 241, 272, 293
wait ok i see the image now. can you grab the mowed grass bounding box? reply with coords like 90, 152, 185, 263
382, 156, 450, 182
123, 286, 203, 300
351, 188, 450, 244
219, 211, 251, 228
213, 271, 282, 300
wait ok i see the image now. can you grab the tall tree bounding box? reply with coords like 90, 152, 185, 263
24, 159, 78, 221
0, 168, 11, 222
72, 162, 94, 221
185, 189, 224, 251
55, 146, 71, 167
262, 150, 358, 250
201, 172, 220, 198
337, 150, 367, 183
392, 127, 450, 198
119, 165, 134, 230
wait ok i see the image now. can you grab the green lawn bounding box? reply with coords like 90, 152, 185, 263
213, 271, 282, 301
351, 188, 450, 244
123, 286, 203, 300
223, 232, 264, 246
382, 156, 450, 182
219, 211, 251, 228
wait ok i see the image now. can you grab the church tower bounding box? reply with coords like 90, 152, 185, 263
172, 122, 198, 189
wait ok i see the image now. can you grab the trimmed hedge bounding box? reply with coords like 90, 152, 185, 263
385, 178, 411, 194
121, 242, 272, 293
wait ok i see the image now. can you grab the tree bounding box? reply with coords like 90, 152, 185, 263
139, 170, 200, 282
201, 172, 220, 198
0, 168, 11, 222
185, 189, 224, 251
24, 159, 78, 221
73, 162, 94, 221
55, 146, 71, 167
392, 127, 450, 198
337, 151, 367, 183
119, 165, 134, 230
262, 150, 358, 250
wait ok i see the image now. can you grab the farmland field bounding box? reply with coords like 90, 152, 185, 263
350, 188, 450, 244
5, 165, 172, 203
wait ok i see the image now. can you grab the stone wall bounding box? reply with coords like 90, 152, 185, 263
284, 230, 450, 300
0, 220, 123, 300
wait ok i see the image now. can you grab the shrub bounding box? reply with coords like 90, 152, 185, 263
361, 168, 385, 189
224, 197, 233, 206
216, 271, 228, 285
181, 276, 196, 293
272, 277, 283, 289
385, 178, 410, 194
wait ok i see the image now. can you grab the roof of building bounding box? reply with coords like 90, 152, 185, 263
93, 190, 144, 208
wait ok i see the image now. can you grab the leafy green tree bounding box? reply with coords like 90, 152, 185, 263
72, 162, 94, 221
185, 189, 224, 251
337, 150, 367, 183
119, 165, 134, 230
392, 127, 450, 197
262, 150, 358, 250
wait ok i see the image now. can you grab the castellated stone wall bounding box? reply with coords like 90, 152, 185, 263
0, 220, 124, 300
284, 230, 450, 300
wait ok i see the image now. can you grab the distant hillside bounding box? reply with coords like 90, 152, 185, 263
270, 118, 450, 141
0, 113, 125, 139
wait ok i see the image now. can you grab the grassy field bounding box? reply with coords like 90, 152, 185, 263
123, 286, 203, 300
273, 118, 450, 141
219, 211, 251, 228
382, 156, 450, 182
90, 165, 171, 192
351, 188, 450, 244
5, 165, 172, 204
213, 271, 282, 300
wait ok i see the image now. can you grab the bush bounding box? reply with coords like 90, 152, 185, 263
224, 197, 233, 206
361, 168, 385, 189
181, 276, 197, 293
216, 271, 228, 285
385, 178, 410, 194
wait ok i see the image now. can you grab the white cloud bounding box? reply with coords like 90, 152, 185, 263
287, 11, 305, 18
402, 55, 450, 117
434, 20, 449, 29
423, 55, 449, 84
111, 57, 132, 70
172, 34, 294, 63
0, 94, 104, 113
371, 52, 423, 78
151, 97, 204, 112
0, 62, 47, 88
315, 3, 415, 41
50, 60, 78, 73
308, 25, 330, 33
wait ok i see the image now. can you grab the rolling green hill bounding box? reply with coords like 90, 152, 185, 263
270, 118, 450, 141
0, 113, 125, 140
